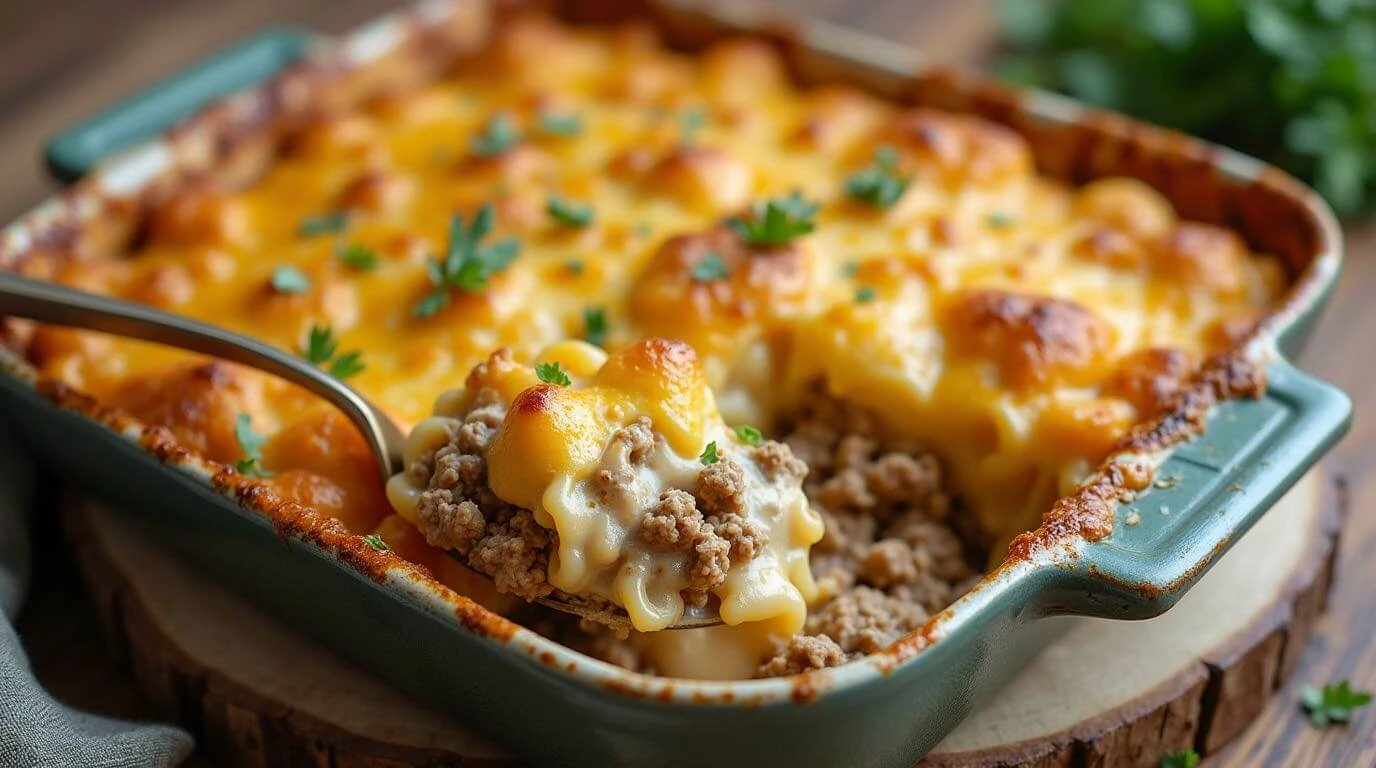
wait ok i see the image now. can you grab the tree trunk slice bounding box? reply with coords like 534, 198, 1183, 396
60, 470, 1339, 768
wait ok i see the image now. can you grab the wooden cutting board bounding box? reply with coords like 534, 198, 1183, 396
59, 469, 1339, 767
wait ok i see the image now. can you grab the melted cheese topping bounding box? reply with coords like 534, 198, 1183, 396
31, 16, 1285, 676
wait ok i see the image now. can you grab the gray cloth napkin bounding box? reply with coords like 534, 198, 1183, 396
0, 427, 193, 768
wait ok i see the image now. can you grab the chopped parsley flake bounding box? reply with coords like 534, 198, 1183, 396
270, 265, 311, 294
728, 191, 818, 247
546, 195, 595, 229
1301, 681, 1372, 727
300, 325, 365, 381
733, 425, 763, 446
470, 114, 520, 157
691, 251, 729, 283
537, 112, 582, 137
298, 212, 349, 237
855, 286, 878, 303
233, 413, 273, 478
1160, 749, 1200, 768
680, 108, 707, 145
583, 306, 609, 347
987, 212, 1016, 229
699, 441, 720, 465
535, 361, 572, 386
528, 360, 566, 385
415, 205, 521, 318
845, 146, 911, 208
362, 534, 390, 552
842, 260, 860, 278
336, 242, 379, 271
565, 259, 585, 275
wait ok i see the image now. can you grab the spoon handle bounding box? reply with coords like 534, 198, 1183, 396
0, 271, 405, 481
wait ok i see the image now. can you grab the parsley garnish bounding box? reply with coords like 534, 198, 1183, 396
842, 260, 860, 278
233, 413, 273, 478
299, 212, 349, 237
535, 361, 572, 386
583, 307, 609, 347
537, 112, 582, 137
336, 242, 378, 271
699, 441, 720, 465
300, 324, 365, 381
845, 146, 910, 208
1160, 749, 1200, 768
855, 286, 878, 303
1301, 681, 1372, 727
691, 251, 729, 283
362, 534, 390, 552
414, 206, 521, 318
546, 195, 594, 229
680, 108, 707, 145
471, 114, 519, 157
565, 259, 585, 275
270, 265, 311, 294
986, 212, 1016, 229
727, 191, 818, 247
733, 425, 763, 446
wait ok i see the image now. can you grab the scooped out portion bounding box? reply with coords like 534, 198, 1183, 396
387, 337, 824, 634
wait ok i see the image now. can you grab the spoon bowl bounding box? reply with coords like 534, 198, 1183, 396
0, 272, 721, 631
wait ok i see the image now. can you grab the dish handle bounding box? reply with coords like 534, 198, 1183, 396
44, 27, 314, 183
1050, 358, 1350, 620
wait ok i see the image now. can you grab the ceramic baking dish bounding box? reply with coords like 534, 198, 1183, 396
0, 1, 1351, 765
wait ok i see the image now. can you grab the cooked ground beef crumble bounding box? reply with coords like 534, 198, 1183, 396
410, 379, 984, 678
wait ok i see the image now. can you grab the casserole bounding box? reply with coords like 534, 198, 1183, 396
0, 0, 1351, 764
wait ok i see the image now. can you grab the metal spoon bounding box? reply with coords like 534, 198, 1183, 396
0, 272, 719, 630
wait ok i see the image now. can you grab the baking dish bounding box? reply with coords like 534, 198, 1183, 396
0, 1, 1351, 765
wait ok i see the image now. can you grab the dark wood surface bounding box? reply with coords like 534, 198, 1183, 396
5, 2, 1372, 766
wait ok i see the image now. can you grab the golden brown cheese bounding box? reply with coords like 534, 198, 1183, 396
34, 15, 1287, 672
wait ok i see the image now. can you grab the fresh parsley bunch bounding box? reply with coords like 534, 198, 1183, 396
995, 0, 1376, 215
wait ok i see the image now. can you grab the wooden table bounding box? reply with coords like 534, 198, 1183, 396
6, 2, 1373, 765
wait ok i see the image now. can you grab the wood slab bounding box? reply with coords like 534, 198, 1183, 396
59, 470, 1338, 768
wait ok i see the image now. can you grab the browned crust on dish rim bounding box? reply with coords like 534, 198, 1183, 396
0, 0, 1342, 704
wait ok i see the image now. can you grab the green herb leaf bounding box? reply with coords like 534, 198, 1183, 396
691, 251, 729, 283
842, 260, 860, 278
233, 413, 273, 478
301, 324, 338, 365
733, 425, 763, 446
1301, 681, 1373, 727
537, 112, 582, 137
415, 206, 521, 317
727, 191, 818, 246
300, 324, 365, 381
329, 351, 366, 381
698, 441, 720, 465
583, 306, 609, 347
1160, 749, 1200, 768
986, 212, 1016, 229
336, 242, 379, 271
270, 265, 311, 294
547, 195, 595, 228
680, 108, 707, 145
845, 146, 911, 208
855, 286, 878, 303
535, 361, 572, 386
471, 114, 520, 157
565, 259, 585, 276
299, 212, 349, 237
362, 534, 390, 552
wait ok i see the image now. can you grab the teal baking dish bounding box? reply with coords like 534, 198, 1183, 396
0, 1, 1352, 766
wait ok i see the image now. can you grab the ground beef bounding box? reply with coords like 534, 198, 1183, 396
757, 635, 846, 677
637, 455, 772, 608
